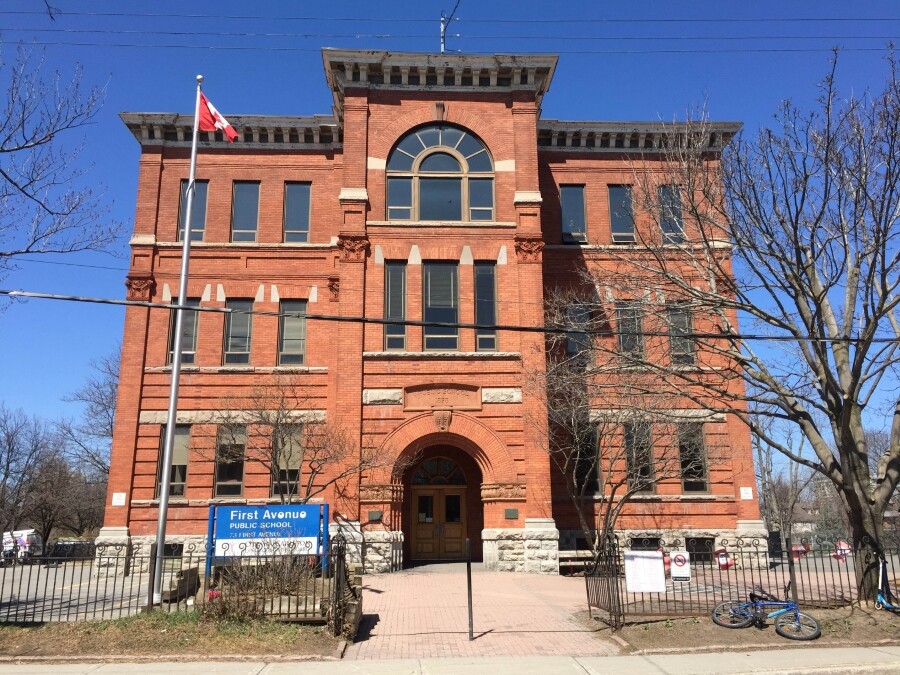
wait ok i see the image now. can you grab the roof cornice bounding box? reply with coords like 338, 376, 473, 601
537, 119, 742, 153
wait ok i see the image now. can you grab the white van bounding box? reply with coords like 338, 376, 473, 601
1, 529, 43, 564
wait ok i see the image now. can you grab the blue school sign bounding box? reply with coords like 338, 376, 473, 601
207, 504, 329, 557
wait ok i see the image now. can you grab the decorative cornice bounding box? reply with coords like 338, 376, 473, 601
327, 275, 340, 301
514, 235, 545, 263
339, 187, 369, 203
537, 119, 742, 154
337, 233, 369, 262
125, 274, 155, 301
360, 484, 403, 503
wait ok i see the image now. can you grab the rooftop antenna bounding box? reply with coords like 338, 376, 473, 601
440, 0, 461, 54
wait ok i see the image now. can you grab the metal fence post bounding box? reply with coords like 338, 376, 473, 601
466, 538, 474, 641
784, 536, 799, 604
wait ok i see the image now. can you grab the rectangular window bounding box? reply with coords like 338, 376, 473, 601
423, 263, 459, 350
178, 179, 208, 241
223, 299, 253, 365
168, 298, 200, 365
678, 423, 709, 492
624, 422, 653, 493
420, 178, 462, 221
284, 182, 311, 242
560, 184, 586, 241
667, 304, 695, 365
157, 425, 189, 498
384, 262, 407, 350
609, 185, 635, 243
659, 185, 684, 244
616, 302, 645, 359
469, 178, 494, 221
216, 426, 245, 497
231, 181, 260, 242
387, 177, 412, 220
278, 300, 307, 365
565, 304, 591, 360
474, 263, 497, 351
271, 425, 302, 498
574, 427, 599, 494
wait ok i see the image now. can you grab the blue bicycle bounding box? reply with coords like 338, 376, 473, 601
711, 590, 821, 640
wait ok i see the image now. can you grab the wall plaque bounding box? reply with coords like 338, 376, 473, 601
404, 384, 481, 411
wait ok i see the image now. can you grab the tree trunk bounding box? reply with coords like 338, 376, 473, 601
848, 502, 885, 603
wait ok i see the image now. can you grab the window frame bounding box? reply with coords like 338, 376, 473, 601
423, 262, 459, 351
667, 303, 696, 366
168, 298, 200, 365
271, 425, 303, 498
624, 422, 654, 493
616, 301, 645, 360
474, 262, 497, 351
574, 426, 600, 494
178, 179, 208, 242
678, 423, 709, 493
659, 184, 684, 244
565, 303, 592, 361
215, 426, 246, 498
156, 424, 190, 498
223, 299, 253, 365
283, 182, 311, 242
230, 181, 260, 242
384, 262, 407, 351
386, 125, 494, 223
278, 300, 307, 365
560, 184, 587, 242
608, 184, 635, 243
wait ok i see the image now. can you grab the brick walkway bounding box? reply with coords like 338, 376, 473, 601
343, 564, 619, 660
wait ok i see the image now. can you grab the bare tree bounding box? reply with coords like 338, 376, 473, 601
754, 421, 815, 538
0, 406, 56, 539
58, 347, 119, 475
585, 52, 900, 598
25, 452, 72, 547
526, 288, 727, 556
215, 375, 402, 505
0, 45, 121, 282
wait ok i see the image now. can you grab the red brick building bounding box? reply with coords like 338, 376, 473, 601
102, 49, 763, 572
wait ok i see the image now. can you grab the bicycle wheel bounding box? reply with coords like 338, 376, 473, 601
711, 601, 754, 628
774, 611, 821, 640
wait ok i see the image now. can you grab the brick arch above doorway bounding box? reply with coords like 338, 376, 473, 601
381, 412, 516, 485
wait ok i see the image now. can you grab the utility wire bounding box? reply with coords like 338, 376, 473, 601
3, 288, 897, 344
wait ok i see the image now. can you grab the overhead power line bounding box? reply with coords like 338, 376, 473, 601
3, 289, 897, 345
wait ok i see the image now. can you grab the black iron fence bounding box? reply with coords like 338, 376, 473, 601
0, 536, 352, 633
586, 535, 899, 627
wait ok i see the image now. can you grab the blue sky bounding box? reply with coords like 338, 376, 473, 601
0, 1, 897, 422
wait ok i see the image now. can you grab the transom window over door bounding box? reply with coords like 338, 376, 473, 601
387, 124, 494, 222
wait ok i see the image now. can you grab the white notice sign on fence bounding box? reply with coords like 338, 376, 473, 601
624, 549, 667, 593
670, 550, 692, 583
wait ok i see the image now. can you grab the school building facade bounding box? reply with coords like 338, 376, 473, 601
100, 49, 764, 573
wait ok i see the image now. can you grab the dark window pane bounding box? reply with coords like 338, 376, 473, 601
231, 182, 259, 242
566, 304, 591, 358
178, 180, 207, 241
279, 300, 306, 365
424, 263, 458, 349
469, 178, 493, 207
445, 494, 461, 523
224, 299, 253, 365
284, 183, 311, 242
388, 177, 413, 218
416, 127, 441, 148
420, 152, 461, 173
441, 127, 464, 149
417, 495, 434, 522
158, 424, 190, 498
385, 262, 406, 350
679, 424, 708, 492
475, 263, 497, 351
420, 178, 462, 220
609, 185, 635, 242
659, 185, 684, 243
625, 422, 653, 492
561, 185, 586, 239
456, 132, 483, 158
466, 149, 492, 172
668, 304, 695, 365
216, 428, 245, 497
617, 302, 644, 359
169, 298, 200, 364
386, 149, 414, 171
575, 428, 599, 493
397, 132, 426, 158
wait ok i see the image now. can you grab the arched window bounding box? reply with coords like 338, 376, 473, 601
387, 124, 494, 222
411, 457, 466, 485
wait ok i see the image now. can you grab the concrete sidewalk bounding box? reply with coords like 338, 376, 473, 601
2, 647, 900, 674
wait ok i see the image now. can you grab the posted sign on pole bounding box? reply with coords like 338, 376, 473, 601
670, 550, 691, 583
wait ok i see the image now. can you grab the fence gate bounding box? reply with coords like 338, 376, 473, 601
585, 541, 625, 629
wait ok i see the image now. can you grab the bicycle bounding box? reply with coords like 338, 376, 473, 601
711, 589, 821, 640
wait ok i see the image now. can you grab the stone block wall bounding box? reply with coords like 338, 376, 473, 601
482, 518, 559, 574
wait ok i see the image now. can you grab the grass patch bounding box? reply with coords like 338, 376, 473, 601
0, 610, 340, 658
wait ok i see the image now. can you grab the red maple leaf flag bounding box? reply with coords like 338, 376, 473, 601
198, 92, 239, 142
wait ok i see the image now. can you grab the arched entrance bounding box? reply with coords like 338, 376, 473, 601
402, 445, 484, 563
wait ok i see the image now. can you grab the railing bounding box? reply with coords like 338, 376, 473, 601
585, 535, 898, 623
0, 537, 349, 631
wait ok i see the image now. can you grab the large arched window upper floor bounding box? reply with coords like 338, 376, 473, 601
386, 124, 494, 222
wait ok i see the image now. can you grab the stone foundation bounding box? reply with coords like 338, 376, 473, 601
360, 530, 403, 573
482, 518, 559, 574
558, 523, 770, 552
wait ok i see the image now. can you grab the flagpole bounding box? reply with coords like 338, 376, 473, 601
152, 74, 204, 604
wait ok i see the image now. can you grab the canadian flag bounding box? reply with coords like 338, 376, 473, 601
198, 92, 239, 142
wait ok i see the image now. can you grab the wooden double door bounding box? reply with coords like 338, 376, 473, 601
410, 486, 467, 560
